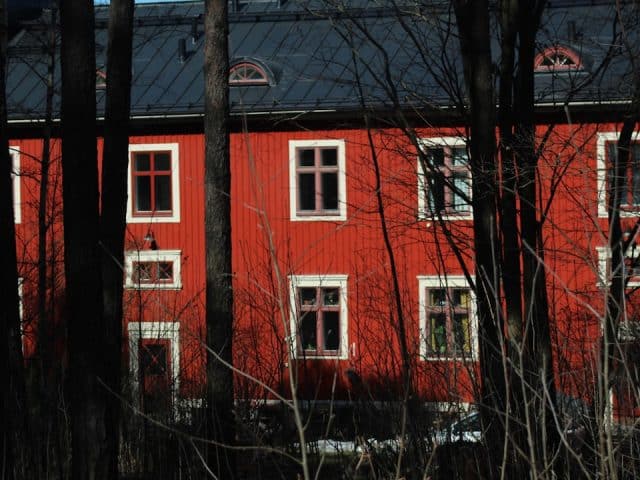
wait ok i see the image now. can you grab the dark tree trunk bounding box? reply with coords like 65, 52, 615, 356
0, 0, 27, 475
60, 1, 109, 478
204, 0, 236, 477
100, 1, 134, 477
452, 1, 505, 477
514, 3, 560, 473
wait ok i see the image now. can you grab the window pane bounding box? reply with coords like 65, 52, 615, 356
155, 152, 171, 171
430, 313, 447, 353
134, 262, 152, 282
135, 176, 151, 211
300, 312, 317, 351
158, 262, 173, 281
451, 147, 468, 166
299, 287, 317, 306
134, 153, 151, 172
298, 173, 316, 211
321, 172, 338, 210
429, 172, 445, 212
452, 174, 470, 211
155, 175, 171, 211
321, 148, 337, 166
140, 344, 168, 375
453, 289, 470, 308
322, 288, 340, 306
453, 314, 471, 353
298, 149, 315, 167
429, 289, 446, 306
428, 148, 445, 166
323, 311, 340, 350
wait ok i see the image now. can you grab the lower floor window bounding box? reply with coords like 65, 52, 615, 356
289, 275, 348, 359
419, 276, 477, 360
125, 250, 182, 289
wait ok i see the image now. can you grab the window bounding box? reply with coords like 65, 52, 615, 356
289, 140, 346, 221
10, 147, 20, 224
289, 275, 348, 359
124, 250, 182, 289
418, 138, 471, 219
596, 245, 640, 289
534, 45, 582, 72
127, 144, 180, 223
229, 62, 269, 86
419, 276, 477, 360
596, 133, 640, 218
128, 322, 180, 416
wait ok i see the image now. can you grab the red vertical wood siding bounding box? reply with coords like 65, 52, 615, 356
9, 121, 627, 405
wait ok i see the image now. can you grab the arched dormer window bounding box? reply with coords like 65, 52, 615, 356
229, 62, 269, 86
534, 45, 582, 72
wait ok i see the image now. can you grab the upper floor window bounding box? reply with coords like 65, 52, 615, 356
125, 250, 182, 290
10, 147, 20, 224
419, 275, 477, 360
418, 138, 471, 220
289, 274, 348, 359
289, 140, 346, 221
597, 132, 640, 218
229, 62, 269, 86
534, 45, 582, 72
127, 144, 180, 223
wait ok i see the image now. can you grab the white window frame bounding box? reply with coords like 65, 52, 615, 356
597, 132, 640, 218
288, 139, 347, 221
596, 245, 640, 289
418, 275, 478, 360
418, 137, 472, 221
128, 321, 180, 416
124, 249, 182, 290
127, 143, 180, 223
288, 274, 348, 359
10, 147, 20, 224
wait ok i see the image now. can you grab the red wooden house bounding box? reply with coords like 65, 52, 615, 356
7, 0, 640, 421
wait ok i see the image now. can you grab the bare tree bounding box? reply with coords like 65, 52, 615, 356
204, 0, 236, 476
60, 0, 110, 477
0, 0, 27, 475
100, 0, 135, 476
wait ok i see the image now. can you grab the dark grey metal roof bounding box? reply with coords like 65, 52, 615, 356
6, 0, 635, 124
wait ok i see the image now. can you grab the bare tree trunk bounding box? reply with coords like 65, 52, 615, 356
204, 0, 236, 477
0, 0, 27, 475
452, 2, 505, 477
60, 1, 109, 478
100, 1, 134, 477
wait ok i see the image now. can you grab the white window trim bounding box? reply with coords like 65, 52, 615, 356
128, 321, 180, 416
10, 147, 20, 224
417, 137, 472, 221
597, 132, 640, 218
127, 143, 180, 223
288, 139, 347, 222
596, 245, 640, 289
288, 274, 349, 359
418, 275, 478, 361
124, 249, 182, 290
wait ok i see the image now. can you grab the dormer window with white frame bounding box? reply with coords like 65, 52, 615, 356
10, 147, 20, 224
418, 137, 472, 220
597, 132, 640, 218
127, 143, 180, 223
125, 250, 182, 290
289, 140, 347, 222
